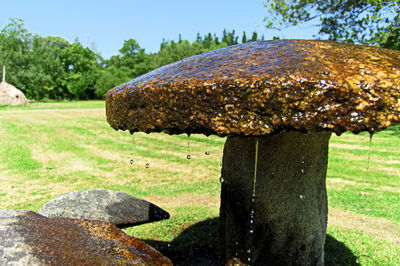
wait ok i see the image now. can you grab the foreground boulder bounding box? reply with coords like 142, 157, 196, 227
38, 189, 169, 228
0, 209, 172, 265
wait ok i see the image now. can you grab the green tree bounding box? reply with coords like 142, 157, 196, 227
28, 36, 69, 100
94, 65, 131, 98
109, 39, 153, 77
94, 39, 154, 99
264, 0, 400, 49
0, 18, 33, 94
242, 31, 248, 43
57, 42, 100, 99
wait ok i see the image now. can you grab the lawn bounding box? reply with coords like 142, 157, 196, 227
0, 100, 399, 265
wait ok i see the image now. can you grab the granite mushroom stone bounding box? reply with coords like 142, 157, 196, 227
0, 209, 172, 265
106, 40, 400, 265
38, 189, 170, 228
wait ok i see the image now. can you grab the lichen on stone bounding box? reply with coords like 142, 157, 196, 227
106, 40, 400, 136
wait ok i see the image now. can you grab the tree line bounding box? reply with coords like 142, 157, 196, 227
0, 19, 265, 101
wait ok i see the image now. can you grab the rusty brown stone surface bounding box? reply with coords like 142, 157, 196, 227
3, 210, 172, 265
106, 40, 400, 136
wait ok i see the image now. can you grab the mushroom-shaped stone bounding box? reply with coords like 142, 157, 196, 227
106, 40, 400, 265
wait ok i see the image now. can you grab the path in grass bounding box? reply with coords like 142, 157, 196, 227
0, 101, 399, 265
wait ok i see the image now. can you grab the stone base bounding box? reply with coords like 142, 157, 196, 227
220, 131, 331, 265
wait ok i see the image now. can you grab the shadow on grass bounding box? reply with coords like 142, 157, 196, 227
143, 218, 358, 265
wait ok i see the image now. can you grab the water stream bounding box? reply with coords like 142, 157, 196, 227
248, 138, 259, 264
145, 135, 150, 168
367, 133, 373, 171
205, 142, 210, 155
187, 135, 191, 159
360, 133, 373, 227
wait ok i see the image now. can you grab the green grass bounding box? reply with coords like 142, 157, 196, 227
0, 100, 399, 265
0, 100, 105, 110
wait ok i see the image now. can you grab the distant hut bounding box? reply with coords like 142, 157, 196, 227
0, 66, 29, 106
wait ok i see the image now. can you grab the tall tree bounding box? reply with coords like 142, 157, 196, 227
242, 31, 248, 43
94, 65, 131, 98
95, 39, 154, 99
0, 18, 33, 93
264, 0, 400, 49
29, 36, 69, 100
57, 42, 100, 99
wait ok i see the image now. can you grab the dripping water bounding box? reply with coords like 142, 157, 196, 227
146, 135, 149, 155
205, 142, 210, 155
361, 133, 373, 226
367, 133, 373, 172
247, 138, 259, 264
187, 135, 191, 159
145, 135, 150, 168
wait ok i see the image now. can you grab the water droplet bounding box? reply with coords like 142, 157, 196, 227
301, 169, 304, 173
248, 258, 251, 262
187, 154, 191, 159
130, 159, 134, 164
205, 150, 210, 155
351, 111, 359, 117
145, 163, 149, 168
300, 195, 305, 200
356, 259, 359, 264
250, 219, 254, 224
249, 229, 254, 234
220, 177, 224, 183
247, 249, 251, 254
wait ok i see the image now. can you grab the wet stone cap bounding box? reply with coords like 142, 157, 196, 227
106, 40, 400, 136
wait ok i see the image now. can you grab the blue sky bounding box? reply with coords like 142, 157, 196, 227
0, 0, 320, 59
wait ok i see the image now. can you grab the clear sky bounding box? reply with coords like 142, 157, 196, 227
0, 0, 320, 59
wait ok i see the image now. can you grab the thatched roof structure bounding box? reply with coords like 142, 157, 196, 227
0, 81, 29, 106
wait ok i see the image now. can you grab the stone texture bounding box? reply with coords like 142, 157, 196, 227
220, 131, 331, 265
38, 189, 170, 228
0, 209, 172, 265
106, 40, 400, 136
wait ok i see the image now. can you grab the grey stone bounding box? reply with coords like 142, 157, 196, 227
220, 131, 331, 265
38, 189, 169, 228
0, 209, 172, 265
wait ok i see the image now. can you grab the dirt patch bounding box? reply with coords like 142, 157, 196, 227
329, 142, 397, 153
372, 165, 400, 177
328, 207, 400, 244
329, 143, 371, 151
327, 177, 400, 193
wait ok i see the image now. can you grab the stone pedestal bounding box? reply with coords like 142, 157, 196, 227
220, 131, 331, 265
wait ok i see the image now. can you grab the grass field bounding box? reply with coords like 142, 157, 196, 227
0, 100, 399, 265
